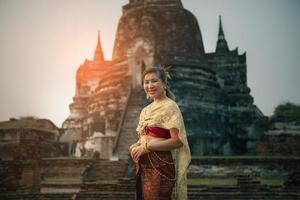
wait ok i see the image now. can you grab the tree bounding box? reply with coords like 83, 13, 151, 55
273, 102, 300, 122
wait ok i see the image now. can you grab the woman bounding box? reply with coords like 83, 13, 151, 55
130, 67, 191, 200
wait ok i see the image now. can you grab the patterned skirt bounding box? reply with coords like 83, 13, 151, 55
135, 151, 175, 200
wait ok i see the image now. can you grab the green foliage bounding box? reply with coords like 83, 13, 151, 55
188, 177, 237, 185
273, 102, 300, 121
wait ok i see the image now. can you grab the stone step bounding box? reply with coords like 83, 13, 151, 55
1, 191, 299, 200
82, 160, 127, 182
40, 187, 81, 194
112, 89, 146, 171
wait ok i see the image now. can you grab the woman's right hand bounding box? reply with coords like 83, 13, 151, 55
129, 144, 135, 152
129, 142, 140, 152
131, 145, 146, 163
130, 146, 139, 163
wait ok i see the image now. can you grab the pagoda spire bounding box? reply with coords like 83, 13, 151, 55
218, 16, 225, 39
216, 16, 229, 53
93, 31, 105, 63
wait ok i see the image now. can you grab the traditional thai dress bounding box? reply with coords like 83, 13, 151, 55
135, 97, 191, 200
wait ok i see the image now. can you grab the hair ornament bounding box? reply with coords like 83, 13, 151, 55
162, 65, 172, 82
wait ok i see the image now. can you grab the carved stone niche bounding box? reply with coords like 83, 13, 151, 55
127, 39, 155, 89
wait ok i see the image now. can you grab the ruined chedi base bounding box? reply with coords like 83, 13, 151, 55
61, 0, 264, 157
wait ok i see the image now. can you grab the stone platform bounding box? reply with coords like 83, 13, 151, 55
1, 189, 299, 200
1, 156, 300, 199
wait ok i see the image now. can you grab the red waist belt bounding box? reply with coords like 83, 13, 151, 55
145, 126, 171, 139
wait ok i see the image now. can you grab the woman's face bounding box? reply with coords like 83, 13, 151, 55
143, 72, 166, 100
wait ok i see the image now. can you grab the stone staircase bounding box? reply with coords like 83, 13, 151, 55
39, 159, 92, 194
82, 160, 128, 182
81, 178, 135, 193
1, 188, 299, 200
80, 159, 129, 193
34, 90, 147, 195
114, 89, 147, 160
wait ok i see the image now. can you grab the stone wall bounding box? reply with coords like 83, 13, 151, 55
0, 129, 67, 160
189, 156, 300, 174
257, 120, 300, 156
0, 160, 23, 192
82, 159, 128, 182
0, 158, 128, 193
257, 139, 300, 156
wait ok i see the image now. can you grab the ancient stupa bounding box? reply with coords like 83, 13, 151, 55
60, 0, 264, 158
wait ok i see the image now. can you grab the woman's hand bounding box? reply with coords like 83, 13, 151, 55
129, 142, 139, 152
130, 146, 137, 163
131, 145, 145, 163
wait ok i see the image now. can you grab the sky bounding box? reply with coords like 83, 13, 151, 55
0, 0, 299, 127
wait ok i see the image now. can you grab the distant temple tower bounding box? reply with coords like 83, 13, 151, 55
61, 32, 112, 157
216, 16, 229, 53
61, 0, 263, 158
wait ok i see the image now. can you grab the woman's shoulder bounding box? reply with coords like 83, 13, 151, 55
165, 97, 181, 111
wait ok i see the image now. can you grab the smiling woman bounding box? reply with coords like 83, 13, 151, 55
130, 67, 191, 200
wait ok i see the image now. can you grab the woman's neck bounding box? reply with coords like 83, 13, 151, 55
153, 94, 167, 103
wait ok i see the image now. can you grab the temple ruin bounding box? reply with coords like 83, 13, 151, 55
61, 0, 264, 158
1, 1, 299, 199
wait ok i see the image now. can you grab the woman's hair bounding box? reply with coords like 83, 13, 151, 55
142, 67, 176, 101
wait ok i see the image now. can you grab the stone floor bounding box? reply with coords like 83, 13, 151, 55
1, 190, 299, 200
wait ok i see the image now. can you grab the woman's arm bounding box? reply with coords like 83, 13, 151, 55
147, 128, 183, 151
131, 128, 183, 162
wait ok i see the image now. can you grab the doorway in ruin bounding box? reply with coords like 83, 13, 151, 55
128, 40, 154, 89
